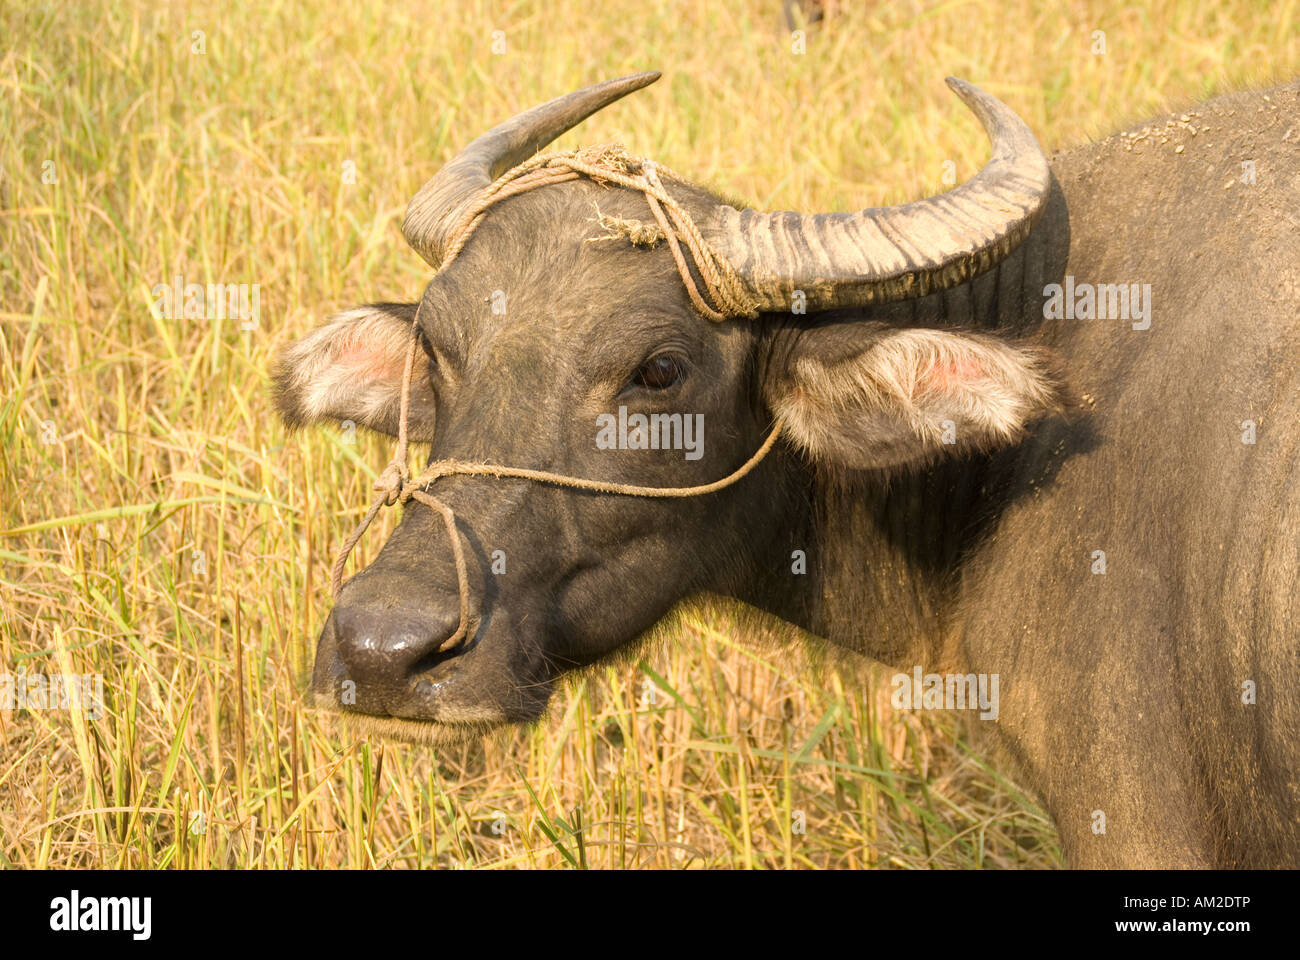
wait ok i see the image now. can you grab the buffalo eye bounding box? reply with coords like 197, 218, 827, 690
631, 354, 685, 390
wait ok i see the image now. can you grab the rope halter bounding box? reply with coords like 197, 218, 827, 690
330, 144, 782, 654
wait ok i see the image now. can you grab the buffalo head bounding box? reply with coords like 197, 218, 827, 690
276, 72, 1064, 743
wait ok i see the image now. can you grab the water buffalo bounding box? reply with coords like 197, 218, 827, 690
276, 72, 1300, 868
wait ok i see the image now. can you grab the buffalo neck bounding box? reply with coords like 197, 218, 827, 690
733, 450, 1006, 671
732, 188, 1071, 668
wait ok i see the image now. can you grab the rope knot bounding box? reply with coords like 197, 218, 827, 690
375, 459, 410, 506
587, 202, 666, 248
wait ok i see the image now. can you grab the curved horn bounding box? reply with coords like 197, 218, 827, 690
403, 72, 661, 268
702, 78, 1052, 312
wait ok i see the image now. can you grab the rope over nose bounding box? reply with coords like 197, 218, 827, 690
329, 144, 784, 655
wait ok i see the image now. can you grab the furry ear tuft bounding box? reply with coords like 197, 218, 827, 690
274, 302, 437, 439
767, 325, 1067, 469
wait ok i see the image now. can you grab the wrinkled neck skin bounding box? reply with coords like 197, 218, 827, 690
733, 444, 1011, 672
724, 180, 1071, 673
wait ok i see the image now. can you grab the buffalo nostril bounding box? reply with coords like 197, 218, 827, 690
333, 602, 464, 687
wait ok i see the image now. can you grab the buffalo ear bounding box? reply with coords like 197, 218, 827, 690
274, 303, 436, 440
764, 322, 1066, 470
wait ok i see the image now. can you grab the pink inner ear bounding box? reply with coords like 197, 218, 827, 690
922, 357, 984, 391
336, 343, 399, 382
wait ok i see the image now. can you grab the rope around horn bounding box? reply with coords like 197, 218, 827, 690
331, 144, 781, 653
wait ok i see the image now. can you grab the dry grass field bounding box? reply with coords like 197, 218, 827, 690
2, 0, 1296, 869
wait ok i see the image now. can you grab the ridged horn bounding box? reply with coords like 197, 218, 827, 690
402, 72, 661, 268
701, 78, 1052, 312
